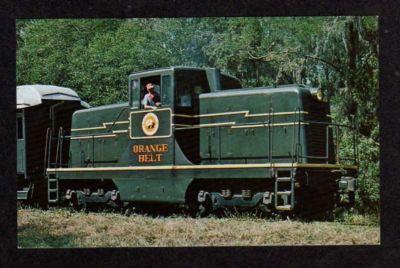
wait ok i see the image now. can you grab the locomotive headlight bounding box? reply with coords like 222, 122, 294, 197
310, 88, 325, 102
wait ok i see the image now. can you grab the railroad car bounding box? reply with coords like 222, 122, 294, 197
44, 67, 358, 218
17, 85, 89, 205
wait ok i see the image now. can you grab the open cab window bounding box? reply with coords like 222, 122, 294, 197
140, 75, 161, 109
129, 74, 172, 109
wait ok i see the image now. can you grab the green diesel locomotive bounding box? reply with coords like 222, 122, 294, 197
45, 66, 358, 217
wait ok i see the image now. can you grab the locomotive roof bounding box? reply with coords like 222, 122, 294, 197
129, 66, 239, 81
17, 85, 90, 109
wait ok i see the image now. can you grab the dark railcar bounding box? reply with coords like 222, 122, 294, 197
17, 85, 89, 204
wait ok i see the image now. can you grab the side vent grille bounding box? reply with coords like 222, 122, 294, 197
305, 99, 335, 163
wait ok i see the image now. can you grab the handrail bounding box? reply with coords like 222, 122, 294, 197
268, 107, 273, 166
218, 126, 221, 163
55, 127, 61, 168
80, 150, 85, 167
92, 135, 95, 167
43, 128, 51, 175
55, 129, 59, 167
354, 115, 359, 166
301, 118, 357, 166
107, 107, 130, 133
335, 124, 340, 164
291, 110, 297, 165
325, 123, 329, 164
47, 129, 53, 169
296, 107, 301, 163
48, 127, 94, 169
271, 108, 275, 164
59, 127, 64, 167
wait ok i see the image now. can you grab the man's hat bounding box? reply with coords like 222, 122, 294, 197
145, 83, 154, 90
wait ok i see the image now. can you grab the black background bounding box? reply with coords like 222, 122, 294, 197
1, 0, 399, 266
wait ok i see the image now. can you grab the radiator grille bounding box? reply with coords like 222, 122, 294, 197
304, 99, 335, 163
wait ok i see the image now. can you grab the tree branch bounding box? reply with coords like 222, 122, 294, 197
301, 54, 345, 75
247, 49, 345, 75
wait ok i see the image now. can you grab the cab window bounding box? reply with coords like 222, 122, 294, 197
140, 76, 161, 109
161, 75, 172, 106
175, 70, 210, 109
129, 79, 140, 107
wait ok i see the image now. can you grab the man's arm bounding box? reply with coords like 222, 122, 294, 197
142, 94, 158, 109
154, 92, 161, 107
144, 104, 157, 109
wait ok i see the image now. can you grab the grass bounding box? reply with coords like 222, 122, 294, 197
17, 207, 380, 248
18, 208, 380, 248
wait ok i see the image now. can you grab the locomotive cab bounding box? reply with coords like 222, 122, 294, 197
127, 67, 242, 164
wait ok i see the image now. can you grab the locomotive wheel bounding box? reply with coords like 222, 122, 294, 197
257, 203, 273, 218
124, 206, 133, 217
186, 194, 212, 218
70, 200, 86, 212
69, 192, 86, 212
196, 193, 213, 218
197, 204, 207, 217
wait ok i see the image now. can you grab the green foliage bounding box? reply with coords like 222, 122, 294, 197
16, 17, 379, 213
334, 207, 379, 227
355, 133, 380, 213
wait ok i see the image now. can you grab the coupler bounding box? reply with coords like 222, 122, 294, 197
337, 176, 357, 207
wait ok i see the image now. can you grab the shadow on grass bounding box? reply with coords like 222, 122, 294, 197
18, 223, 78, 248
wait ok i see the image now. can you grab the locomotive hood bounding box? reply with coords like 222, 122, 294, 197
199, 84, 314, 98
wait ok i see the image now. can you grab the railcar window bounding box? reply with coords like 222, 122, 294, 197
17, 117, 23, 139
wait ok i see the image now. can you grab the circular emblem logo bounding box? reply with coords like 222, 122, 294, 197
141, 112, 159, 136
